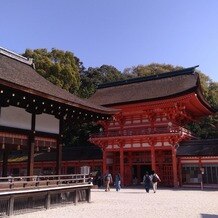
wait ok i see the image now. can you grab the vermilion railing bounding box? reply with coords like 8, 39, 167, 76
91, 126, 193, 138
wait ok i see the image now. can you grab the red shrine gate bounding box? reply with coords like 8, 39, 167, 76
90, 98, 195, 187
89, 68, 215, 187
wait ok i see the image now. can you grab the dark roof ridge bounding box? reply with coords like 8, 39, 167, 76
98, 65, 199, 89
0, 47, 34, 67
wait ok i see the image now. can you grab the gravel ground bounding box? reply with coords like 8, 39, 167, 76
15, 187, 218, 218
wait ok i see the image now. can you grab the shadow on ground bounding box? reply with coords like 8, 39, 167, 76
201, 214, 218, 218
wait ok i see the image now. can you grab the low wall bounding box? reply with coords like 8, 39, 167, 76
0, 184, 92, 216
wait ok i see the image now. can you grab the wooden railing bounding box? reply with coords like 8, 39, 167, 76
0, 174, 92, 216
0, 174, 90, 191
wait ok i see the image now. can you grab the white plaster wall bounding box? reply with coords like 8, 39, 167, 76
133, 143, 140, 147
180, 160, 199, 163
35, 113, 59, 134
164, 142, 171, 146
0, 106, 31, 130
202, 160, 218, 163
156, 142, 162, 146
124, 144, 131, 148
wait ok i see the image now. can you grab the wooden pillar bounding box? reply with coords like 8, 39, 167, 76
119, 143, 124, 185
151, 144, 156, 172
56, 143, 62, 175
178, 157, 182, 187
86, 188, 91, 203
56, 118, 63, 175
102, 147, 107, 174
74, 190, 78, 205
27, 113, 35, 177
7, 195, 14, 216
129, 152, 133, 182
2, 149, 9, 177
172, 147, 178, 188
45, 192, 51, 209
136, 165, 140, 182
27, 141, 35, 176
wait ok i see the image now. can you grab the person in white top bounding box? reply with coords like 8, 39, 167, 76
151, 171, 161, 193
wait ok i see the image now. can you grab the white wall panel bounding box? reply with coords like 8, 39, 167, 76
36, 113, 59, 134
0, 106, 31, 130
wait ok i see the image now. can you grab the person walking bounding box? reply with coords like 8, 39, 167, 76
115, 173, 121, 191
104, 172, 113, 192
151, 171, 161, 193
143, 172, 151, 193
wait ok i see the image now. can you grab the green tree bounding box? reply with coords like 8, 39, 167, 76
189, 71, 218, 138
23, 48, 81, 93
123, 63, 182, 77
78, 65, 123, 98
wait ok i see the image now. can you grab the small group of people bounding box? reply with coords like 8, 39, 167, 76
104, 172, 121, 192
143, 171, 161, 193
102, 170, 160, 193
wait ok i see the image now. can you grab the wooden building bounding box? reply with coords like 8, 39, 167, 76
0, 47, 217, 188
89, 67, 217, 187
0, 47, 116, 177
0, 146, 102, 176
177, 139, 218, 188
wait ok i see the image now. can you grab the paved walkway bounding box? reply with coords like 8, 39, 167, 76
16, 187, 218, 218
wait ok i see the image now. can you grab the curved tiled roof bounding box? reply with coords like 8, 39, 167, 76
89, 66, 205, 107
0, 48, 117, 115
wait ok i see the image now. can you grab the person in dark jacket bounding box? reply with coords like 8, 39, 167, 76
115, 173, 121, 191
143, 172, 151, 193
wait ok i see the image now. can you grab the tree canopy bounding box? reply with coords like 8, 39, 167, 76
78, 65, 124, 98
23, 48, 81, 93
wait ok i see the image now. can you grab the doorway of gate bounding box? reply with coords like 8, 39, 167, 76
132, 165, 152, 184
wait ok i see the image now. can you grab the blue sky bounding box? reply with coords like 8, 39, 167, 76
1, 0, 218, 81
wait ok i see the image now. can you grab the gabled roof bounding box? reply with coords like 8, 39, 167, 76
0, 47, 117, 115
177, 139, 218, 156
89, 66, 215, 113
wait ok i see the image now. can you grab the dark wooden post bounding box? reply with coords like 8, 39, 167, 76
56, 118, 63, 175
27, 113, 36, 177
56, 143, 62, 175
7, 195, 14, 216
85, 188, 91, 203
73, 190, 78, 205
45, 191, 51, 209
27, 141, 35, 177
2, 149, 9, 177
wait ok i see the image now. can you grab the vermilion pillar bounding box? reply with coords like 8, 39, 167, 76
102, 147, 107, 174
172, 147, 178, 188
119, 144, 124, 184
151, 144, 156, 172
